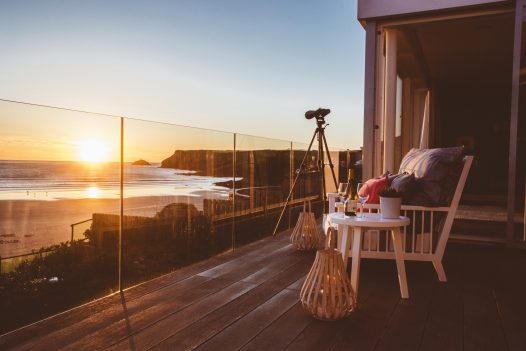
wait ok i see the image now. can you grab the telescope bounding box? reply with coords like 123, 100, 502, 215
273, 106, 337, 236
305, 108, 330, 120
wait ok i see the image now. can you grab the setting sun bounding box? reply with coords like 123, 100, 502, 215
86, 186, 99, 198
78, 139, 109, 163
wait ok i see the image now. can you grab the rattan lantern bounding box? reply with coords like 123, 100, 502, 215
290, 201, 324, 250
300, 248, 355, 321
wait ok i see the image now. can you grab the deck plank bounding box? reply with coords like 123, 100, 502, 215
373, 262, 438, 351
493, 250, 526, 351
2, 237, 526, 351
195, 288, 300, 351
284, 259, 398, 351
196, 243, 292, 278
59, 241, 298, 351
61, 277, 237, 351
419, 247, 464, 351
151, 255, 313, 351
105, 253, 304, 351
326, 260, 401, 351
462, 246, 508, 351
238, 303, 311, 351
105, 280, 257, 351
284, 275, 307, 291
241, 251, 300, 285
0, 234, 288, 350
10, 274, 216, 351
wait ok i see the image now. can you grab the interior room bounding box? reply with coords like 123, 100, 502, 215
393, 12, 524, 241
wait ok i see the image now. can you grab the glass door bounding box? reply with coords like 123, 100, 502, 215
512, 2, 526, 244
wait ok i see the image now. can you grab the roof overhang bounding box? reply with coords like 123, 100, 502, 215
358, 0, 510, 22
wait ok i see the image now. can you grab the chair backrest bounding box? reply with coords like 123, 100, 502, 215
434, 155, 474, 258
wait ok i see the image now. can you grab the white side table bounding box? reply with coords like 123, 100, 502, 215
328, 212, 411, 300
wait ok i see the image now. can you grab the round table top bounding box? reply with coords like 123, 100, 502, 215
328, 212, 410, 228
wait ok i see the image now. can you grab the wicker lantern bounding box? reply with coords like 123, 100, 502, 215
290, 201, 324, 250
300, 248, 356, 321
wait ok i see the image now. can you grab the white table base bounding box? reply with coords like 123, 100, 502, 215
337, 223, 409, 300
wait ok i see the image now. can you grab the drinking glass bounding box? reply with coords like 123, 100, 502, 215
337, 182, 350, 202
357, 182, 369, 218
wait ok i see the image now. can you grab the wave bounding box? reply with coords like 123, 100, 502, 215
0, 161, 233, 199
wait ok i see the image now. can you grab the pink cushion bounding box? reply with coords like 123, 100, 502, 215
358, 176, 388, 204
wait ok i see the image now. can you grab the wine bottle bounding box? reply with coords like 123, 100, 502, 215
347, 169, 355, 200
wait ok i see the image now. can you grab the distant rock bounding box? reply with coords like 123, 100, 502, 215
156, 203, 199, 219
161, 150, 233, 177
132, 159, 151, 166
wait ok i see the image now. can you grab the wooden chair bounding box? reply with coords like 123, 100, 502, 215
327, 155, 473, 282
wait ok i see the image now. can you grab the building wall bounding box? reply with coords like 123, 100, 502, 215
358, 0, 508, 20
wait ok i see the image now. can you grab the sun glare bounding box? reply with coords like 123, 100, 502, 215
78, 139, 109, 163
87, 186, 99, 198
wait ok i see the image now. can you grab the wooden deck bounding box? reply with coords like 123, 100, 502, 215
1, 230, 526, 351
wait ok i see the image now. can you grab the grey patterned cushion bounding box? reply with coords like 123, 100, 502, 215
388, 172, 415, 203
399, 147, 464, 206
399, 147, 463, 179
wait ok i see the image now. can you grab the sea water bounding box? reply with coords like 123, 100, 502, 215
0, 160, 232, 200
0, 160, 233, 257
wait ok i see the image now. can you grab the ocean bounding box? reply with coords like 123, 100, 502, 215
0, 160, 232, 201
0, 160, 233, 257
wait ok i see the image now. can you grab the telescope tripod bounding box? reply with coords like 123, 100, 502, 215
272, 115, 338, 236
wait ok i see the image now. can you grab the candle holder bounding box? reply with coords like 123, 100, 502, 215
300, 248, 355, 321
290, 201, 323, 250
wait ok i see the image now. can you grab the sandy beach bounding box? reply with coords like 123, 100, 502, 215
0, 190, 228, 258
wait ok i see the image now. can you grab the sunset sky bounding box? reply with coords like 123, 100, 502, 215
0, 0, 365, 161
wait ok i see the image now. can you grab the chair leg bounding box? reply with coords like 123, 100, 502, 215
433, 259, 447, 282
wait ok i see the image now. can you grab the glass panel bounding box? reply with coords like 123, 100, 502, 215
0, 100, 120, 333
394, 76, 404, 170
323, 147, 340, 195
326, 146, 362, 197
325, 146, 348, 193
434, 13, 515, 243
351, 149, 364, 183
515, 18, 526, 242
396, 76, 403, 138
121, 119, 234, 288
339, 148, 364, 198
291, 142, 323, 223
234, 134, 291, 247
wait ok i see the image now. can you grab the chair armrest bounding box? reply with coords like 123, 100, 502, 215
363, 203, 450, 212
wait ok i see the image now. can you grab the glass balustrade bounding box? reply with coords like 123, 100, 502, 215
234, 134, 291, 247
0, 100, 120, 333
0, 99, 356, 333
121, 118, 234, 288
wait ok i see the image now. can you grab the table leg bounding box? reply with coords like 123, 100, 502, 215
391, 228, 409, 299
337, 224, 344, 252
350, 227, 362, 301
340, 225, 351, 267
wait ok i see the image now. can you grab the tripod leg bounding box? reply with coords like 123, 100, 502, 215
321, 131, 339, 189
318, 130, 327, 214
272, 129, 317, 236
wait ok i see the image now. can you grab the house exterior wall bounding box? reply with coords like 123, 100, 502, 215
358, 0, 508, 20
358, 0, 524, 245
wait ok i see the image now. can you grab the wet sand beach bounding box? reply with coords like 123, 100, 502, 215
0, 192, 227, 258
